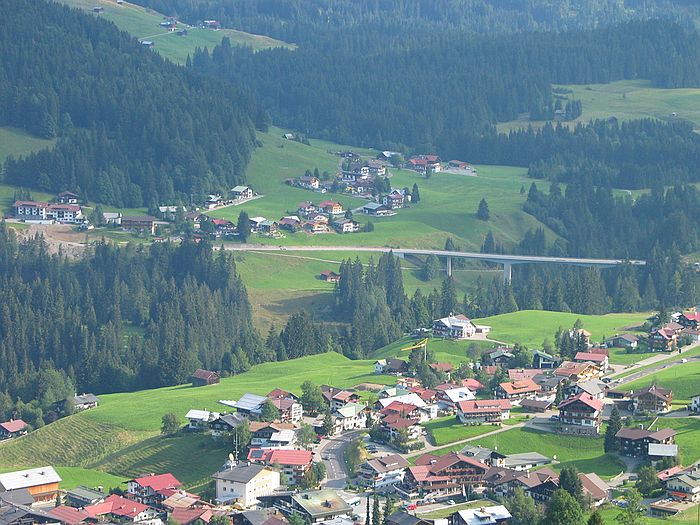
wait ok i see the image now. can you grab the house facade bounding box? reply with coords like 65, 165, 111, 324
557, 393, 602, 436
358, 454, 409, 489
616, 427, 676, 457
630, 385, 673, 413
432, 315, 477, 339
213, 463, 280, 507
456, 399, 512, 424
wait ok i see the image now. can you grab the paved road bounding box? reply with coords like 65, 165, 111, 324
222, 243, 646, 267
318, 430, 362, 489
609, 345, 700, 387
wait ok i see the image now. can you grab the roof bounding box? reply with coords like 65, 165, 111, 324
270, 430, 296, 443
579, 473, 609, 501
131, 473, 182, 491
558, 392, 603, 411
122, 215, 156, 222
507, 369, 540, 381
267, 388, 294, 399
554, 361, 594, 377
186, 409, 218, 421
48, 506, 90, 525
0, 489, 34, 507
610, 333, 639, 342
234, 393, 268, 412
377, 393, 427, 409
363, 202, 387, 210
386, 512, 428, 525
251, 449, 313, 466
425, 452, 487, 474
649, 428, 677, 441
616, 427, 653, 440
457, 399, 512, 414
575, 352, 607, 363
433, 314, 474, 330
0, 467, 61, 491
86, 494, 150, 519
364, 455, 409, 474
456, 506, 511, 525
336, 403, 365, 419
631, 384, 672, 401
64, 486, 105, 503
291, 490, 352, 518
461, 378, 484, 390
519, 399, 553, 410
658, 466, 684, 481
498, 379, 540, 395
213, 464, 268, 483
429, 362, 453, 373
503, 452, 550, 469
681, 312, 700, 321
0, 420, 27, 434
232, 186, 250, 192
441, 387, 475, 403
575, 380, 605, 397
73, 393, 99, 405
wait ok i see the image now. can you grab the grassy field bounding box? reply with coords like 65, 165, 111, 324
0, 352, 393, 489
424, 416, 502, 446
209, 128, 552, 252
653, 418, 700, 466
624, 361, 700, 403
607, 347, 659, 366
474, 310, 649, 348
57, 0, 293, 64
0, 127, 55, 163
371, 336, 495, 366
55, 467, 127, 491
497, 80, 700, 133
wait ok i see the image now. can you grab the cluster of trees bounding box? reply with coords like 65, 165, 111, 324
0, 225, 262, 427
129, 0, 700, 44
1, 0, 260, 208
191, 20, 700, 155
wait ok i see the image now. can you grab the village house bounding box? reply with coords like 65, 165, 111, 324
209, 413, 247, 437
554, 361, 600, 382
304, 221, 331, 234
362, 202, 392, 216
57, 191, 79, 204
278, 217, 301, 232
574, 351, 609, 371
486, 349, 514, 368
213, 462, 280, 507
690, 393, 700, 413
191, 369, 220, 387
379, 401, 424, 424
430, 362, 454, 377
127, 473, 182, 507
456, 399, 512, 424
332, 219, 360, 233
381, 191, 405, 210
374, 358, 408, 375
357, 454, 409, 489
677, 312, 700, 329
367, 161, 386, 177
665, 468, 700, 502
399, 452, 488, 498
515, 467, 560, 502
249, 422, 296, 448
224, 393, 269, 418
380, 415, 422, 441
557, 393, 603, 436
605, 334, 639, 349
333, 403, 367, 432
451, 506, 512, 525
438, 387, 476, 410
0, 466, 62, 503
259, 220, 279, 235
0, 419, 28, 440
232, 186, 254, 200
507, 368, 540, 382
319, 270, 341, 283
298, 202, 318, 217
630, 384, 673, 413
532, 350, 560, 369
616, 427, 677, 457
211, 218, 237, 237
185, 409, 220, 431
564, 379, 606, 400
13, 201, 83, 224
121, 216, 157, 235
319, 201, 344, 215
84, 494, 160, 522
249, 217, 268, 232
268, 397, 303, 423
73, 393, 99, 411
460, 378, 485, 392
496, 379, 540, 401
649, 323, 682, 351
298, 176, 321, 190
432, 314, 478, 339
248, 449, 313, 486
321, 386, 361, 411
158, 205, 186, 221
64, 486, 106, 508
448, 160, 471, 170
258, 490, 352, 524
519, 399, 553, 413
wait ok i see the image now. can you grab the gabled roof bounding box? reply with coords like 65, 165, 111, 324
631, 384, 672, 401
574, 352, 607, 363
441, 387, 475, 403
0, 420, 27, 433
425, 452, 487, 474
457, 399, 511, 414
86, 494, 150, 519
48, 506, 91, 525
554, 361, 594, 377
579, 472, 608, 501
73, 393, 99, 405
233, 393, 268, 412
558, 392, 602, 412
498, 379, 540, 395
191, 369, 219, 381
131, 473, 182, 491
0, 467, 61, 491
364, 454, 409, 474
249, 449, 313, 466
429, 362, 453, 373
574, 379, 606, 397
461, 378, 484, 391
507, 369, 540, 381
213, 464, 268, 483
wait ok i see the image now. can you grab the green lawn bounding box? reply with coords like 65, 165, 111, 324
418, 500, 496, 519
424, 416, 501, 446
0, 127, 55, 163
597, 504, 700, 525
623, 361, 700, 402
371, 336, 495, 366
475, 310, 650, 348
0, 184, 55, 218
430, 426, 625, 479
57, 0, 293, 64
56, 467, 127, 491
652, 417, 700, 466
608, 346, 659, 366
498, 80, 700, 133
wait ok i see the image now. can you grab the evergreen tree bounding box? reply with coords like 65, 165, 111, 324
422, 254, 439, 281
477, 198, 490, 220
411, 183, 420, 203
506, 487, 541, 525
543, 489, 584, 525
237, 212, 251, 242
371, 494, 381, 525
559, 466, 585, 506
161, 412, 182, 435
587, 509, 604, 525
604, 405, 622, 453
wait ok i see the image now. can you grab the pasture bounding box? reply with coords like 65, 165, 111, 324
0, 127, 55, 163
474, 310, 649, 349
623, 361, 700, 403
57, 0, 293, 64
498, 80, 700, 133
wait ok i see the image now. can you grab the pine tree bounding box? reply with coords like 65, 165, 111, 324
587, 509, 604, 525
237, 212, 251, 242
411, 183, 420, 203
604, 404, 622, 453
543, 489, 584, 525
371, 494, 381, 525
477, 198, 490, 220
559, 466, 584, 506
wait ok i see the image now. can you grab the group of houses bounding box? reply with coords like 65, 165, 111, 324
12, 192, 84, 225
291, 201, 360, 234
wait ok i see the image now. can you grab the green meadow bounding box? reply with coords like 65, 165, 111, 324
474, 310, 649, 349
624, 361, 700, 403
0, 127, 56, 163
498, 80, 700, 133
57, 0, 293, 64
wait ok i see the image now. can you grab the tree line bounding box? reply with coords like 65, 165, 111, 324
0, 0, 261, 208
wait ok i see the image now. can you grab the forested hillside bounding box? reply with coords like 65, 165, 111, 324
0, 225, 262, 427
130, 0, 700, 43
0, 0, 261, 208
192, 20, 700, 152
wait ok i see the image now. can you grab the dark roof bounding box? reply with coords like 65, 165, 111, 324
386, 512, 429, 525
74, 393, 99, 405
649, 428, 677, 441
213, 464, 267, 483
519, 399, 553, 410
631, 384, 672, 401
0, 491, 33, 507
615, 428, 652, 440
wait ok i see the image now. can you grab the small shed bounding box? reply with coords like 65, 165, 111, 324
191, 369, 220, 387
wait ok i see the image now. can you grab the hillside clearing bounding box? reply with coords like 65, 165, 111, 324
0, 127, 55, 164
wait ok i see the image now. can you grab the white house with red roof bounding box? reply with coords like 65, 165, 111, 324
456, 399, 512, 424
127, 473, 182, 506
0, 419, 28, 439
558, 393, 603, 436
247, 448, 313, 486
574, 351, 609, 371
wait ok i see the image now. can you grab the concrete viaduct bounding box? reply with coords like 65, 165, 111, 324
223, 244, 646, 283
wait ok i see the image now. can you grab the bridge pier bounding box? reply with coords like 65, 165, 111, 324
503, 262, 512, 284
446, 256, 452, 277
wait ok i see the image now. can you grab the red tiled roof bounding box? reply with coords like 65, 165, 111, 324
249, 448, 313, 466
429, 362, 454, 373
267, 388, 292, 399
0, 419, 27, 433
507, 369, 540, 381
558, 392, 603, 411
681, 312, 700, 322
132, 473, 182, 491
498, 379, 540, 395
457, 399, 512, 414
380, 401, 418, 416
658, 466, 684, 481
575, 352, 607, 363
427, 452, 487, 474
461, 378, 484, 391
49, 506, 91, 525
87, 495, 150, 519
171, 508, 212, 525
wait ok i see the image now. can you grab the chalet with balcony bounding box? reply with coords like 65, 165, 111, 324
400, 452, 487, 498
532, 350, 560, 369
557, 393, 602, 436
358, 454, 409, 489
432, 314, 478, 339
496, 379, 540, 401
554, 361, 600, 382
248, 449, 313, 486
456, 399, 512, 424
630, 384, 673, 413
127, 473, 182, 507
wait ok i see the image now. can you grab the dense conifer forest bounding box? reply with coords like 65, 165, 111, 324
0, 0, 261, 207
192, 20, 700, 153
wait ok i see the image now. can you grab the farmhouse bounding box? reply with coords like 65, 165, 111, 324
0, 419, 28, 440
677, 312, 700, 329
127, 473, 182, 506
358, 454, 409, 489
452, 506, 511, 525
319, 201, 343, 215
496, 379, 540, 401
320, 270, 341, 283
248, 449, 313, 486
213, 463, 280, 507
616, 427, 677, 457
374, 358, 408, 375
630, 384, 673, 413
185, 409, 219, 431
456, 399, 512, 424
432, 314, 477, 339
332, 219, 360, 233
84, 494, 160, 522
666, 468, 700, 502
519, 399, 553, 412
557, 393, 602, 436
574, 351, 608, 370
438, 387, 476, 410
564, 379, 606, 400
209, 413, 246, 436
321, 386, 360, 411
532, 350, 560, 369
121, 216, 156, 235
57, 191, 79, 204
228, 393, 269, 418
381, 191, 405, 210
73, 393, 99, 411
362, 202, 392, 216
554, 361, 600, 382
232, 186, 254, 199
605, 334, 639, 349
400, 452, 488, 498
191, 369, 220, 387
334, 403, 367, 432
649, 325, 680, 351
486, 349, 514, 367
0, 467, 62, 503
